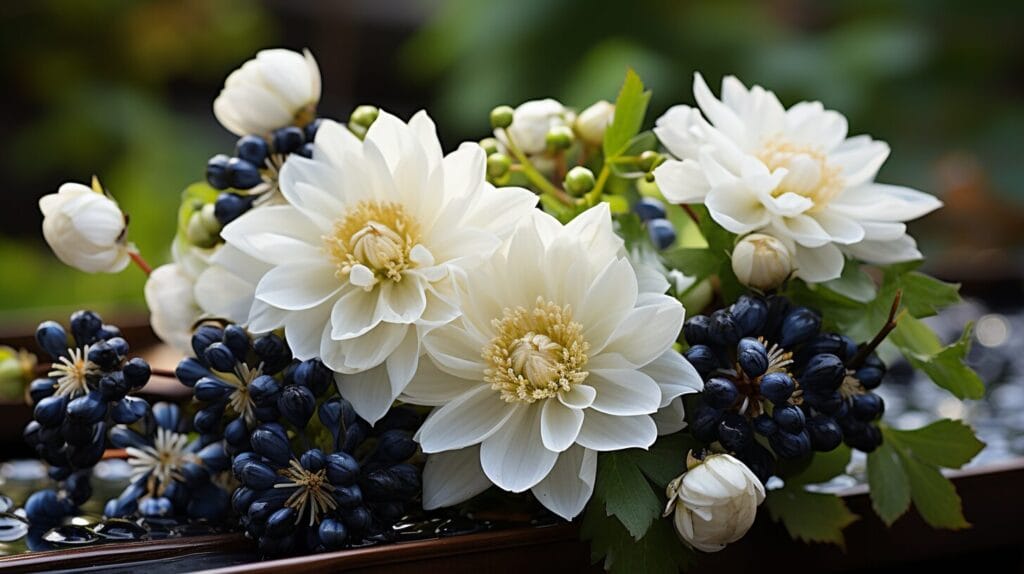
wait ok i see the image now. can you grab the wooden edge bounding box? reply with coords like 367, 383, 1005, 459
1, 457, 1022, 572
197, 523, 582, 574
0, 533, 252, 572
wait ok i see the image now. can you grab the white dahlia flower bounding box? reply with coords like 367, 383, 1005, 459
213, 48, 321, 136
39, 179, 132, 274
653, 73, 942, 282
403, 205, 704, 520
145, 263, 203, 354
221, 111, 538, 423
664, 453, 765, 552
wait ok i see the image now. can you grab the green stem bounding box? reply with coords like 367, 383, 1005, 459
500, 129, 574, 207
586, 165, 611, 207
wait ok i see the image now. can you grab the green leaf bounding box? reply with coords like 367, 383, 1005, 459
766, 488, 858, 548
177, 181, 219, 236
885, 419, 985, 469
660, 248, 720, 283
822, 261, 877, 303
894, 319, 985, 400
866, 441, 911, 525
896, 271, 961, 318
603, 68, 651, 159
631, 433, 697, 488
781, 445, 852, 486
901, 455, 970, 529
582, 505, 694, 574
594, 451, 664, 539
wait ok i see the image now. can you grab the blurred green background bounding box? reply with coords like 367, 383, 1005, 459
0, 0, 1021, 327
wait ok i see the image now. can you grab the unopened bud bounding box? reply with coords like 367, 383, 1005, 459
490, 105, 514, 129
486, 153, 512, 179
574, 100, 614, 146
545, 125, 574, 151
479, 137, 501, 156
350, 105, 379, 129
564, 166, 596, 195
731, 233, 792, 291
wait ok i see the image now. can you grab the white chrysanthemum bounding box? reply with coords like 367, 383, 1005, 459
221, 111, 538, 423
402, 205, 704, 520
213, 48, 321, 136
39, 180, 131, 273
653, 73, 943, 282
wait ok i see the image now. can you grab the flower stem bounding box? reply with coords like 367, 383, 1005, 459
129, 250, 153, 276
499, 129, 574, 207
586, 165, 611, 207
848, 289, 903, 369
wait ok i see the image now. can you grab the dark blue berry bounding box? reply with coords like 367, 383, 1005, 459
29, 378, 56, 404
799, 353, 846, 393
272, 126, 305, 154
370, 430, 417, 464
122, 358, 151, 390
759, 372, 794, 404
318, 518, 347, 549
730, 295, 768, 337
241, 461, 279, 490
691, 402, 724, 443
296, 142, 315, 158
227, 157, 261, 189
773, 404, 805, 433
139, 497, 173, 517
717, 413, 752, 452
647, 218, 676, 250
769, 430, 811, 459
191, 325, 224, 359
326, 452, 360, 486
850, 393, 884, 421
236, 135, 269, 166
214, 193, 253, 226
36, 321, 69, 360
806, 415, 843, 451
34, 395, 67, 427
683, 315, 712, 346
304, 118, 323, 141
204, 342, 238, 372
251, 427, 291, 467
737, 337, 769, 378
708, 310, 741, 347
254, 334, 292, 375
703, 377, 738, 409
634, 197, 667, 221
87, 341, 120, 371
291, 359, 332, 396
69, 310, 103, 345
206, 154, 231, 190
752, 414, 777, 436
779, 307, 822, 348
110, 396, 148, 424
684, 345, 718, 378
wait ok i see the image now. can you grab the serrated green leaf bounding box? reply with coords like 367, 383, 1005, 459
867, 441, 911, 525
604, 69, 651, 159
766, 488, 858, 548
900, 454, 970, 529
630, 433, 697, 488
896, 271, 962, 318
823, 261, 877, 303
885, 419, 985, 469
594, 451, 663, 539
582, 504, 693, 574
781, 445, 852, 486
894, 319, 985, 400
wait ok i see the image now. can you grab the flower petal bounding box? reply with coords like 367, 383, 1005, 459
402, 356, 475, 406
334, 364, 400, 425
422, 446, 493, 510
416, 385, 518, 453
480, 405, 558, 492
576, 411, 657, 452
792, 242, 845, 283
530, 445, 597, 520
641, 349, 705, 407
254, 262, 341, 311
540, 399, 584, 453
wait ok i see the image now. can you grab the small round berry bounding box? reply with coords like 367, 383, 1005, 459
730, 295, 768, 337
206, 154, 231, 190
683, 315, 712, 346
646, 218, 676, 250
214, 192, 253, 226
717, 413, 752, 452
684, 344, 718, 378
486, 153, 511, 179
737, 337, 769, 378
708, 310, 741, 347
779, 307, 822, 348
806, 415, 843, 451
703, 377, 739, 409
773, 404, 806, 433
296, 142, 315, 158
564, 166, 595, 195
634, 197, 666, 222
799, 354, 846, 393
850, 393, 885, 421
304, 118, 323, 141
759, 372, 795, 404
272, 126, 305, 155
235, 135, 269, 166
227, 157, 262, 189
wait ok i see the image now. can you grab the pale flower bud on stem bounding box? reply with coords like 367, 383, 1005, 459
39, 177, 133, 274
574, 100, 614, 147
731, 233, 793, 291
664, 452, 765, 553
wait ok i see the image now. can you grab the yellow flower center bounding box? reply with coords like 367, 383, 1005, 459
48, 346, 101, 398
324, 200, 421, 285
483, 297, 590, 404
757, 137, 843, 211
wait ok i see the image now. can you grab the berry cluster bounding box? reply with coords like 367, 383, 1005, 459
24, 470, 92, 527
204, 120, 322, 226
231, 398, 422, 555
633, 197, 677, 250
684, 295, 887, 482
104, 402, 231, 522
25, 311, 151, 473
176, 322, 335, 455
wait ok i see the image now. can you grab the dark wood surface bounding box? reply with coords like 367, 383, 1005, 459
0, 459, 1020, 573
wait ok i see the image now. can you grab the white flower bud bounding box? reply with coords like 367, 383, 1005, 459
574, 100, 614, 146
144, 263, 202, 354
39, 180, 131, 274
213, 48, 321, 136
501, 98, 575, 155
731, 233, 792, 291
664, 453, 765, 553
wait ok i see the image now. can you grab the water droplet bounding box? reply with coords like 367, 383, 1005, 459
0, 513, 29, 542
93, 519, 147, 541
41, 524, 99, 545
436, 516, 485, 537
